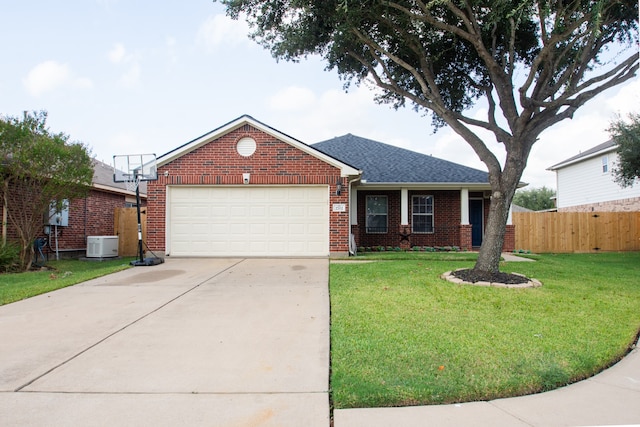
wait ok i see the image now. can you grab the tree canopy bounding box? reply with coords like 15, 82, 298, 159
609, 112, 640, 188
0, 111, 94, 271
513, 186, 556, 211
219, 0, 639, 272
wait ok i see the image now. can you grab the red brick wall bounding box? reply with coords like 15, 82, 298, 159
503, 224, 515, 252
353, 190, 464, 249
146, 125, 349, 254
2, 181, 131, 256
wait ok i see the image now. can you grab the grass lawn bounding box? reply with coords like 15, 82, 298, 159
0, 258, 134, 306
330, 252, 640, 408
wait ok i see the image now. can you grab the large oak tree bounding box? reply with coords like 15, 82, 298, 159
218, 0, 638, 273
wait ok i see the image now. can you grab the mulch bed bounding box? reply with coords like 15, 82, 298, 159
452, 268, 530, 284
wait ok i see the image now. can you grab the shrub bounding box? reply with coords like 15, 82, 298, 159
0, 243, 21, 273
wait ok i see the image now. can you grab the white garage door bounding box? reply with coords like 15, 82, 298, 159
168, 186, 329, 257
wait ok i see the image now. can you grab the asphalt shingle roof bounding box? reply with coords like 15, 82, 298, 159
92, 158, 147, 194
312, 134, 489, 184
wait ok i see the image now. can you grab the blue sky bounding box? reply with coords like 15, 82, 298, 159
1, 0, 638, 189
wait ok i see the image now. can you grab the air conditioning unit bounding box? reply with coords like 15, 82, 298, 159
86, 236, 119, 258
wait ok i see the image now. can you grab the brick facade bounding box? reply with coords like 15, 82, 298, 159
147, 124, 351, 255
351, 189, 515, 252
557, 196, 640, 213
353, 190, 465, 249
2, 181, 137, 258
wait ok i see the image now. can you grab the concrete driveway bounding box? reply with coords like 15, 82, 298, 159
0, 258, 330, 426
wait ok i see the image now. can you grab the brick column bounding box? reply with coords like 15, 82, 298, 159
459, 224, 472, 251
398, 225, 412, 250
502, 224, 515, 252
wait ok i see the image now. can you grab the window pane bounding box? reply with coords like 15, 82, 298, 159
368, 196, 388, 215
412, 195, 433, 233
367, 196, 388, 233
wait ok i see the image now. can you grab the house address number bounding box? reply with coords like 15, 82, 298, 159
332, 203, 346, 212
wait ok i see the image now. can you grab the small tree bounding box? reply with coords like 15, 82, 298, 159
219, 0, 639, 274
513, 186, 555, 211
609, 112, 640, 188
0, 111, 94, 271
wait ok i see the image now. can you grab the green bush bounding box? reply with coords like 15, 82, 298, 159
0, 243, 21, 273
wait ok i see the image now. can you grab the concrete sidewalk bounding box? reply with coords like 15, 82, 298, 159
334, 341, 640, 427
0, 258, 330, 426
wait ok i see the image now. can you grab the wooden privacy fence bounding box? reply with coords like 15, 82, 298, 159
114, 207, 147, 257
513, 211, 640, 253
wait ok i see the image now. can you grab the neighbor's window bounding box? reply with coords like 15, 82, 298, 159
412, 195, 434, 233
602, 155, 609, 173
366, 195, 388, 233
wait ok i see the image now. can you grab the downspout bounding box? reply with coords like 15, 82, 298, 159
2, 181, 7, 246
348, 176, 361, 255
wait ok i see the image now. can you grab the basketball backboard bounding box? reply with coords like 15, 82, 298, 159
113, 154, 158, 183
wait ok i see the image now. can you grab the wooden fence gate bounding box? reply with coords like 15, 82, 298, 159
513, 211, 640, 253
114, 207, 147, 257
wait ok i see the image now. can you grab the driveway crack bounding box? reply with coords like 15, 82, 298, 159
14, 259, 247, 392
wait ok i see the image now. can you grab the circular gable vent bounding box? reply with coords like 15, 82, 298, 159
236, 137, 257, 157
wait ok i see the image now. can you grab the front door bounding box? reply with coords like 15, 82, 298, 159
469, 199, 484, 247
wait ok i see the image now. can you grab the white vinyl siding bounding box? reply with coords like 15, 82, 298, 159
556, 152, 640, 209
167, 186, 329, 257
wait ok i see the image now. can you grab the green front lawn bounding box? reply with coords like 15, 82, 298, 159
330, 252, 640, 408
0, 258, 133, 306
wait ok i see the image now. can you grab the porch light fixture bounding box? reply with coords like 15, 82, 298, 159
336, 178, 343, 196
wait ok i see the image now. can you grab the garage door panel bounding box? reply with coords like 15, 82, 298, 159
168, 186, 329, 257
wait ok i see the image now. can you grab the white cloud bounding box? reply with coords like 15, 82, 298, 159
106, 43, 141, 87
23, 60, 93, 96
196, 14, 251, 51
108, 43, 127, 63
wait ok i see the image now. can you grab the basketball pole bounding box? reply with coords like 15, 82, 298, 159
134, 172, 144, 265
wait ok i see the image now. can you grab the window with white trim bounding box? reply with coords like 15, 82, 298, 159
366, 195, 388, 233
602, 155, 609, 173
412, 195, 434, 233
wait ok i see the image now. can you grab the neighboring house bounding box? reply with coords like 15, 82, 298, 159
511, 204, 534, 213
548, 140, 640, 212
2, 159, 146, 258
147, 115, 516, 257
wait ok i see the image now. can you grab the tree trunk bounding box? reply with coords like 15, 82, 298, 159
473, 151, 527, 274
474, 189, 511, 273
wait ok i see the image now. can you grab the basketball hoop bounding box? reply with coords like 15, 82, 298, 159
113, 153, 162, 267
124, 174, 142, 193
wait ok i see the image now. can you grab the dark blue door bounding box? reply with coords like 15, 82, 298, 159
469, 199, 484, 247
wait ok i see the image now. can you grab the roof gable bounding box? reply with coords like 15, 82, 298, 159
157, 115, 360, 177
313, 134, 489, 184
548, 140, 617, 171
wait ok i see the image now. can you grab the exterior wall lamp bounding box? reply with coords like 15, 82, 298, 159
336, 178, 343, 196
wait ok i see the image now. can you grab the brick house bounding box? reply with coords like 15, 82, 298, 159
146, 115, 515, 257
2, 159, 146, 259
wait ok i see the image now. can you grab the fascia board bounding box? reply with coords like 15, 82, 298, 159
547, 146, 617, 171
354, 181, 528, 190
92, 182, 148, 198
354, 182, 492, 190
